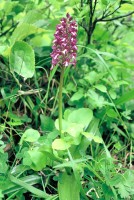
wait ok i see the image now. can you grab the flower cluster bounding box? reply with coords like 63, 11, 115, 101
50, 13, 77, 69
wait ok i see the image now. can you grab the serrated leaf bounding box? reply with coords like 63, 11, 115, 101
9, 41, 35, 79
117, 184, 130, 198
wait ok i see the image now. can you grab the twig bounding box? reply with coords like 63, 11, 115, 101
92, 0, 97, 16
97, 11, 134, 22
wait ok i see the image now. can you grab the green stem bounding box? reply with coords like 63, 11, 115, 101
59, 67, 65, 135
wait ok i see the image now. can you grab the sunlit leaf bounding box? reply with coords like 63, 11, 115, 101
95, 84, 107, 93
68, 108, 93, 128
52, 139, 71, 150
9, 41, 35, 79
20, 128, 40, 144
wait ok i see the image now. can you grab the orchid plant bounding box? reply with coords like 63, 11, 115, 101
50, 13, 78, 136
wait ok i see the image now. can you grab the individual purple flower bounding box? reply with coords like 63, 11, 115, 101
50, 13, 78, 70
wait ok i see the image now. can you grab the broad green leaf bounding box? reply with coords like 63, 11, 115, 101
79, 5, 89, 18
58, 172, 80, 200
55, 119, 83, 137
109, 89, 117, 99
95, 84, 107, 93
40, 114, 55, 132
82, 132, 103, 143
64, 109, 73, 120
55, 119, 70, 132
66, 123, 83, 137
9, 41, 35, 79
86, 118, 100, 134
68, 108, 93, 128
30, 34, 52, 47
102, 184, 114, 199
52, 139, 71, 150
120, 3, 134, 12
70, 90, 84, 101
23, 10, 43, 24
82, 132, 94, 141
84, 71, 105, 85
27, 149, 47, 171
10, 23, 44, 45
93, 136, 103, 143
101, 0, 108, 5
20, 128, 40, 144
3, 1, 18, 15
69, 0, 80, 6
106, 108, 118, 118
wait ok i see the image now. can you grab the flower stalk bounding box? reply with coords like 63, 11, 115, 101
58, 67, 64, 135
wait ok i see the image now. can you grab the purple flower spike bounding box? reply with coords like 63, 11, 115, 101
50, 13, 78, 70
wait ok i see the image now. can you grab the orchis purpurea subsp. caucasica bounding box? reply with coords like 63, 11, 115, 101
50, 13, 78, 135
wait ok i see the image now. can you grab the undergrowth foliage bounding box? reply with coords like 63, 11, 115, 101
0, 0, 134, 200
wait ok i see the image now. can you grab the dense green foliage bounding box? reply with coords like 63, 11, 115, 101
0, 0, 134, 199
